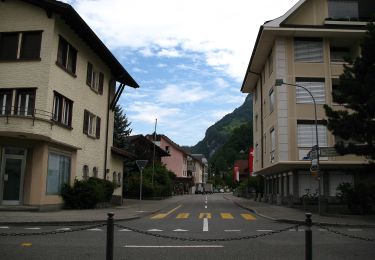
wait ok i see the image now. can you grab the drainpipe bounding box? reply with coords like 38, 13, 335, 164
248, 70, 264, 169
104, 79, 114, 180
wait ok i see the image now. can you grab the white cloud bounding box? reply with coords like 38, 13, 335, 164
157, 84, 212, 104
214, 78, 230, 89
65, 0, 300, 81
127, 101, 181, 124
132, 67, 148, 73
157, 63, 167, 68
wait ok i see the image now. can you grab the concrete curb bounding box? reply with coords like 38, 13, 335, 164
0, 197, 186, 226
226, 195, 375, 228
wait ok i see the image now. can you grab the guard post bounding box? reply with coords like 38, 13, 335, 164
305, 213, 312, 260
106, 212, 114, 260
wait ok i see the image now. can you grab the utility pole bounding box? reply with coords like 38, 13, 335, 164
151, 118, 157, 186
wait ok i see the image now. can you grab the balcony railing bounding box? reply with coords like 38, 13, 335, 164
0, 106, 55, 127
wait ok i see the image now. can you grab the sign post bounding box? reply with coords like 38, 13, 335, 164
136, 160, 148, 201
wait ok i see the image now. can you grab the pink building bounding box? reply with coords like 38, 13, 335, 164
146, 134, 193, 194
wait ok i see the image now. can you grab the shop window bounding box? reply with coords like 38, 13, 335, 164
46, 153, 71, 194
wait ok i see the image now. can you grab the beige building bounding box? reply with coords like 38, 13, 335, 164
0, 0, 139, 209
241, 0, 373, 205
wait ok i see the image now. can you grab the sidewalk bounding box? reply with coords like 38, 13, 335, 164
0, 196, 184, 226
226, 194, 375, 228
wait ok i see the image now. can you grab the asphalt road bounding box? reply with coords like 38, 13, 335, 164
0, 194, 374, 260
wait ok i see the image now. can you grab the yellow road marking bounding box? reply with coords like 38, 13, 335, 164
241, 213, 256, 220
151, 205, 182, 219
21, 243, 32, 247
220, 213, 234, 219
199, 213, 212, 219
176, 213, 190, 219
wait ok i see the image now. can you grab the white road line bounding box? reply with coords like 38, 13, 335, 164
256, 230, 273, 232
173, 229, 188, 232
118, 229, 132, 232
56, 228, 71, 231
25, 227, 40, 230
0, 226, 9, 229
348, 229, 362, 232
224, 230, 241, 232
87, 228, 103, 231
203, 218, 208, 232
124, 245, 224, 248
147, 229, 163, 232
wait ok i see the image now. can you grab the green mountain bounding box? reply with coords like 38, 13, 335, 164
191, 94, 253, 158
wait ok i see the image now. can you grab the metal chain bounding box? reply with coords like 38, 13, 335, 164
114, 223, 300, 242
314, 224, 375, 242
0, 223, 106, 237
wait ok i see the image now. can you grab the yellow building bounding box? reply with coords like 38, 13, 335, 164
241, 0, 374, 205
0, 0, 139, 209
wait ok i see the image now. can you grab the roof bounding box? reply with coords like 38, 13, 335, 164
125, 134, 170, 157
147, 134, 190, 156
21, 0, 139, 88
240, 0, 367, 93
111, 146, 136, 159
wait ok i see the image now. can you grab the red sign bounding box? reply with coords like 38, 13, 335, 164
233, 166, 239, 182
248, 147, 254, 176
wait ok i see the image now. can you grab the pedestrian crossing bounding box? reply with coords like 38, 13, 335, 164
150, 212, 256, 220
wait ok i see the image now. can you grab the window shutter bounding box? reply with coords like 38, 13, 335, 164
296, 78, 325, 104
294, 38, 323, 63
0, 33, 19, 60
98, 72, 104, 95
68, 102, 73, 127
96, 116, 101, 139
86, 62, 93, 86
83, 110, 88, 134
20, 31, 42, 59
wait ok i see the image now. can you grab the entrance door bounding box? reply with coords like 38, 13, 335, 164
1, 149, 26, 205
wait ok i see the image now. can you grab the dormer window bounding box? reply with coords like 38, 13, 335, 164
328, 0, 358, 20
86, 62, 104, 94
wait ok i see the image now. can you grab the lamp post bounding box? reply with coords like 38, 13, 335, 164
275, 79, 321, 215
136, 160, 148, 201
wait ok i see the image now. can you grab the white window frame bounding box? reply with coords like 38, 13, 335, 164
297, 123, 328, 160
296, 78, 325, 104
294, 38, 323, 63
88, 113, 96, 137
269, 88, 275, 113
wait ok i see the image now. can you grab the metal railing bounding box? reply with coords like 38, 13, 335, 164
0, 106, 56, 126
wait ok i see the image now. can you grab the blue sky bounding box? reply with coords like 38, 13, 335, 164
62, 0, 299, 146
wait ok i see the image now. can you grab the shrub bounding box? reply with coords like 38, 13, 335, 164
61, 177, 115, 209
337, 182, 375, 214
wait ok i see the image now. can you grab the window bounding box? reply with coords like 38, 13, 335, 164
117, 172, 121, 186
52, 92, 73, 127
331, 78, 341, 104
86, 62, 104, 94
92, 167, 98, 178
295, 78, 325, 104
330, 47, 351, 63
0, 89, 12, 115
297, 123, 328, 147
269, 88, 275, 113
328, 0, 358, 20
297, 122, 328, 160
268, 52, 273, 76
57, 36, 77, 75
294, 38, 323, 63
15, 89, 35, 116
270, 128, 275, 163
83, 165, 89, 180
0, 31, 42, 60
83, 110, 101, 138
46, 153, 71, 194
165, 146, 170, 154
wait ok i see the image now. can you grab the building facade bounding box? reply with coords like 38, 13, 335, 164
241, 0, 374, 205
0, 0, 139, 209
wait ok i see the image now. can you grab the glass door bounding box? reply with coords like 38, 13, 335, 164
1, 153, 25, 205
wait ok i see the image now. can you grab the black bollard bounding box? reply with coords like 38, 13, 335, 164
106, 212, 114, 260
305, 213, 312, 260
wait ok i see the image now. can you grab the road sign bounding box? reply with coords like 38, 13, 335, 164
319, 147, 337, 157
136, 160, 148, 171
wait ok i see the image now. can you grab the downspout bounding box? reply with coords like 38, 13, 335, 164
104, 79, 114, 180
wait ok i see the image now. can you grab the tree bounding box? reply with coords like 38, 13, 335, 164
113, 104, 132, 148
324, 23, 375, 161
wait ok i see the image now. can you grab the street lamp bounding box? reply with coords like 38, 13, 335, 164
136, 160, 148, 201
275, 79, 322, 215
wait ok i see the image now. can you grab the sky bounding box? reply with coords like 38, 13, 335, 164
62, 0, 300, 146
